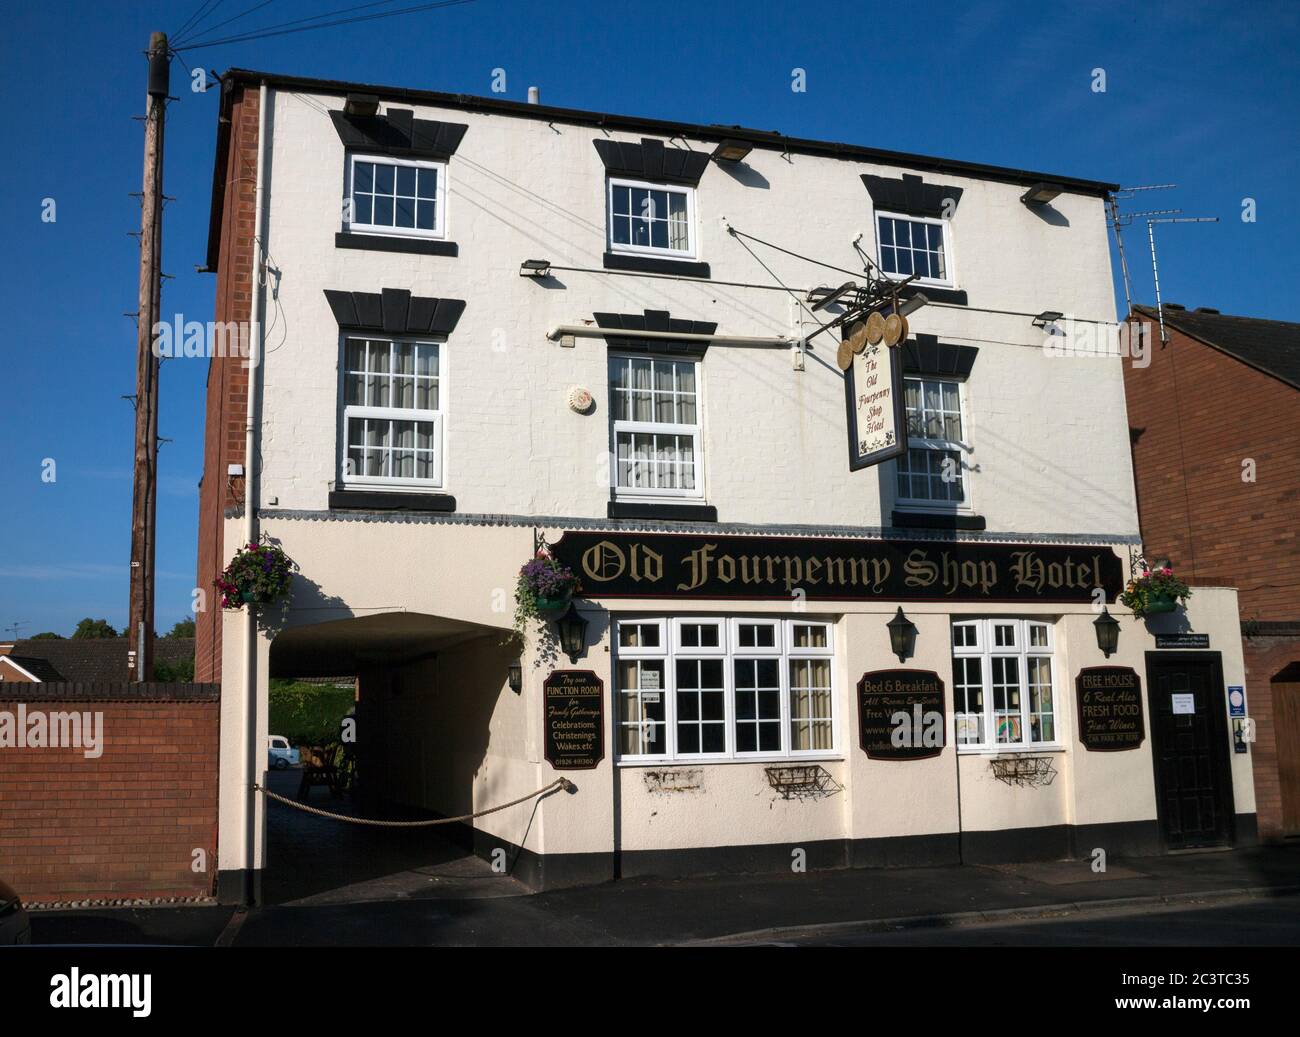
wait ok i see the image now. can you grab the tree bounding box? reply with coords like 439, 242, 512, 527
72, 618, 118, 639
30, 631, 63, 639
165, 618, 196, 638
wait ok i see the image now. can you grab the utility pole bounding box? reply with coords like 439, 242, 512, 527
128, 32, 168, 681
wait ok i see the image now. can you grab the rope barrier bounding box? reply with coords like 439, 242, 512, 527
254, 777, 574, 827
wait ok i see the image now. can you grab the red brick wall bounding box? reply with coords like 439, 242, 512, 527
196, 84, 260, 684
1123, 312, 1300, 839
0, 687, 219, 903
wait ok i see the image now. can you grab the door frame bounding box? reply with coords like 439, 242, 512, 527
1143, 650, 1237, 850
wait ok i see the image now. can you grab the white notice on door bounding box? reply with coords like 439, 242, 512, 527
1172, 693, 1195, 715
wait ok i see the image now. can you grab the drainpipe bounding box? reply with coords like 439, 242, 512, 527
243, 80, 269, 905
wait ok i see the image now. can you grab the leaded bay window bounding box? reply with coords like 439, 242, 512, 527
877, 212, 951, 286
347, 154, 445, 238
341, 336, 442, 488
951, 619, 1057, 749
610, 355, 702, 498
615, 617, 836, 762
897, 376, 966, 507
608, 178, 696, 258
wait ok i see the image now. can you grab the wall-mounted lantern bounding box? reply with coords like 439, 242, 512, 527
556, 603, 589, 666
887, 607, 918, 663
1093, 607, 1120, 658
507, 660, 523, 694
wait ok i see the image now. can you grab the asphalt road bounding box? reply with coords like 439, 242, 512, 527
748, 896, 1300, 946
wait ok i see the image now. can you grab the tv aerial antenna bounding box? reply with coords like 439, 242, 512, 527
1107, 184, 1178, 315
1146, 215, 1219, 344
4, 620, 30, 640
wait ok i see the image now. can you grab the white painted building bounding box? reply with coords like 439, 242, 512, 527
198, 69, 1255, 901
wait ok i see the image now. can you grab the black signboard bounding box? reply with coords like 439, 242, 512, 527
857, 669, 946, 760
1155, 633, 1209, 649
552, 531, 1123, 604
1075, 666, 1145, 751
543, 670, 605, 771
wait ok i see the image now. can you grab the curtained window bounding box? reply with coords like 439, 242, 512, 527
608, 178, 697, 258
615, 617, 836, 762
341, 336, 443, 487
609, 355, 703, 499
951, 619, 1057, 750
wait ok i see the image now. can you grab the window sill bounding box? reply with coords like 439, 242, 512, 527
617, 755, 844, 768
891, 510, 986, 531
336, 232, 459, 257
329, 489, 456, 512
957, 745, 1067, 756
603, 251, 711, 279
609, 500, 718, 522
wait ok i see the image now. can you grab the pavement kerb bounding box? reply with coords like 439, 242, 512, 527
674, 883, 1300, 946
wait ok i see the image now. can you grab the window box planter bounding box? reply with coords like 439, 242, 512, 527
1145, 590, 1178, 614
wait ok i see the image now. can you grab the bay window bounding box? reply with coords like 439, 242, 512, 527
951, 618, 1057, 750
341, 335, 443, 488
609, 354, 702, 498
616, 617, 836, 762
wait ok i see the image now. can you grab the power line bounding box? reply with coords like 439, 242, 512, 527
182, 0, 400, 47
172, 0, 227, 43
175, 0, 277, 47
173, 0, 475, 52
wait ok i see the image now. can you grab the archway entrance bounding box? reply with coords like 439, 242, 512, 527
262, 612, 529, 905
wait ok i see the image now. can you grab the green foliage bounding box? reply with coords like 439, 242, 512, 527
154, 657, 195, 682
165, 618, 196, 638
30, 631, 63, 639
72, 618, 118, 639
268, 679, 355, 744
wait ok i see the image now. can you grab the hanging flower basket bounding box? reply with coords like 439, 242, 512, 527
514, 553, 579, 641
1119, 564, 1190, 619
216, 541, 296, 611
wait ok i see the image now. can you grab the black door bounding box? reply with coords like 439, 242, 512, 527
1145, 653, 1234, 849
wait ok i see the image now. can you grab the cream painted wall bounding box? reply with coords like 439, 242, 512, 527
253, 87, 1134, 536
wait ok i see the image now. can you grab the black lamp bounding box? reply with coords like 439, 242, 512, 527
507, 660, 522, 694
556, 603, 588, 665
887, 607, 918, 663
1093, 607, 1120, 658
710, 138, 753, 163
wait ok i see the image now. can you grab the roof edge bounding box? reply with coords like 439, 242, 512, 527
214, 65, 1118, 187
1131, 305, 1300, 391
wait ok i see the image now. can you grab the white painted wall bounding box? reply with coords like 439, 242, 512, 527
254, 87, 1133, 535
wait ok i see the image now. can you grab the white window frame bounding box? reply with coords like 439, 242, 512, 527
345, 153, 447, 240
339, 334, 445, 491
607, 177, 698, 260
895, 375, 972, 513
875, 210, 955, 289
614, 616, 837, 764
609, 353, 705, 502
951, 618, 1060, 753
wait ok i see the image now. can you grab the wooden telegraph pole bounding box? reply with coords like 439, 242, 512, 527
128, 32, 169, 680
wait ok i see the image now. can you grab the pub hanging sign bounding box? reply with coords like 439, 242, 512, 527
551, 531, 1124, 604
543, 670, 605, 770
1075, 666, 1145, 751
844, 334, 908, 471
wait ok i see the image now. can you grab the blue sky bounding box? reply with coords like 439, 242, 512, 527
1, 0, 1297, 638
